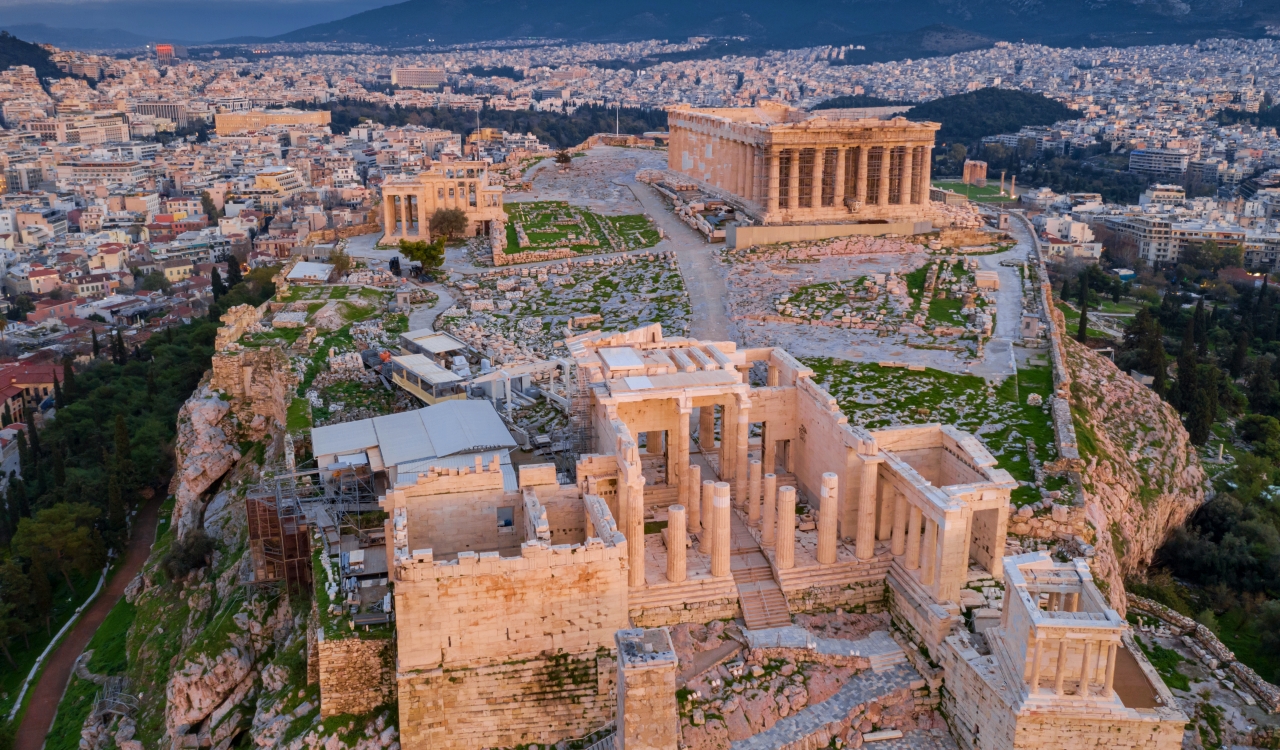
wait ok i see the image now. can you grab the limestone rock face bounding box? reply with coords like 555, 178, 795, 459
165, 643, 255, 735
173, 385, 240, 538
1065, 338, 1205, 612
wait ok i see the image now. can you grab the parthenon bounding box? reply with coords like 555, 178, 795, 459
380, 160, 506, 243
666, 102, 940, 225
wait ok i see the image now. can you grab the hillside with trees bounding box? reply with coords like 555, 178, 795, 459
286, 100, 667, 148
905, 87, 1080, 143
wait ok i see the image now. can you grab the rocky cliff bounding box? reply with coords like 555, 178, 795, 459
172, 385, 240, 539
1064, 337, 1206, 612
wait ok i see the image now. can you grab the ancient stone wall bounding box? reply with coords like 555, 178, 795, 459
316, 634, 395, 717
785, 579, 886, 615
1010, 712, 1184, 750
306, 222, 382, 244
616, 629, 679, 750
397, 652, 617, 750
210, 347, 296, 441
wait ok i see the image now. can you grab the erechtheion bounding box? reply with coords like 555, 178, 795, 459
311, 324, 1185, 750
380, 160, 506, 241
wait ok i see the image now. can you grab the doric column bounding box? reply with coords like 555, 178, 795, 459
811, 148, 824, 210
917, 145, 932, 204
787, 150, 800, 210
762, 473, 777, 546
833, 147, 846, 208
1103, 643, 1118, 698
901, 144, 911, 204
1067, 592, 1079, 612
878, 146, 890, 207
877, 482, 893, 541
674, 406, 691, 504
711, 482, 731, 578
766, 148, 780, 218
1054, 640, 1069, 696
890, 491, 908, 556
856, 460, 878, 560
1079, 640, 1093, 696
856, 147, 868, 204
700, 480, 715, 555
686, 463, 701, 533
1029, 639, 1044, 692
817, 472, 839, 565
920, 518, 937, 585
747, 459, 762, 527
905, 506, 922, 569
721, 399, 736, 483
762, 427, 776, 475
776, 485, 796, 569
667, 504, 686, 583
734, 400, 750, 508
699, 406, 715, 453
625, 475, 646, 588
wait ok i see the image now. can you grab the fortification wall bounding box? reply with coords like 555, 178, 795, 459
316, 634, 396, 717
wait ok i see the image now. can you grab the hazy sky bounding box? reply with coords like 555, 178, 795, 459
0, 0, 393, 42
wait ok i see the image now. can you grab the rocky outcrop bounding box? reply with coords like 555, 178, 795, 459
1064, 337, 1205, 612
173, 385, 240, 538
166, 643, 255, 736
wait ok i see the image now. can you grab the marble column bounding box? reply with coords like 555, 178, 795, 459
787, 150, 800, 210
1029, 639, 1044, 692
856, 461, 878, 560
721, 400, 736, 483
687, 463, 702, 533
878, 146, 890, 207
762, 430, 777, 475
767, 149, 780, 217
700, 480, 715, 555
920, 518, 937, 585
916, 145, 932, 204
383, 195, 395, 239
1100, 639, 1111, 696
699, 406, 715, 453
877, 482, 893, 542
747, 459, 762, 527
1079, 640, 1093, 696
890, 490, 908, 556
711, 482, 731, 578
817, 472, 839, 565
776, 485, 796, 570
901, 144, 911, 204
762, 473, 777, 546
734, 401, 750, 509
674, 407, 691, 504
905, 506, 922, 570
811, 148, 824, 209
834, 146, 847, 208
1054, 640, 1068, 696
667, 504, 686, 583
856, 147, 868, 204
625, 476, 646, 588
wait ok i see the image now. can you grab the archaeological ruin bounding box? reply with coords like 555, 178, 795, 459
666, 103, 939, 228
294, 322, 1187, 750
380, 160, 506, 242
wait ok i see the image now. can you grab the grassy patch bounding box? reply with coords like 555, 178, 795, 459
43, 676, 99, 750
86, 600, 136, 675
328, 286, 350, 299
1136, 635, 1190, 691
287, 398, 312, 432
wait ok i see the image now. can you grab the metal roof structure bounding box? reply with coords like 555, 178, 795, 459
400, 329, 468, 355
310, 400, 517, 472
391, 354, 462, 385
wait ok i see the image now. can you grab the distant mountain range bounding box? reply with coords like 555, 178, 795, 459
270, 0, 1280, 52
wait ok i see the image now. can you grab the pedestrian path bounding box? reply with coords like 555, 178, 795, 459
742, 627, 907, 672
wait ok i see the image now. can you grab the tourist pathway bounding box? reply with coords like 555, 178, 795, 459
15, 494, 161, 750
406, 283, 455, 331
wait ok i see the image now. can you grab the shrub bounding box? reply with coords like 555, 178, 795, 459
160, 530, 216, 581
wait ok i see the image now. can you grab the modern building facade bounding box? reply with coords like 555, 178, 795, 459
666, 102, 939, 225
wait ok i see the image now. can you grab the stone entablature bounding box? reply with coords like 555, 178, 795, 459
667, 103, 940, 226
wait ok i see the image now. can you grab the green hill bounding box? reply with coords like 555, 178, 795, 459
0, 30, 61, 81
905, 88, 1080, 143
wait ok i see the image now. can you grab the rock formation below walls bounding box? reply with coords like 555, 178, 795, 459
1064, 337, 1205, 612
172, 385, 240, 539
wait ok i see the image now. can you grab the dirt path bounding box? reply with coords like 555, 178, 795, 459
14, 495, 161, 750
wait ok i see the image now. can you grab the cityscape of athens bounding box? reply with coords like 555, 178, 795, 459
4, 3, 1280, 750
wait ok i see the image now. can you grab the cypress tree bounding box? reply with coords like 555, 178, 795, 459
211, 267, 226, 299
107, 469, 126, 547
1231, 331, 1249, 379
146, 365, 157, 396
226, 258, 243, 287
52, 444, 65, 488
25, 408, 40, 459
1194, 298, 1209, 357
2, 403, 10, 427
4, 480, 18, 533
15, 431, 29, 479
91, 328, 100, 358
114, 413, 131, 462
62, 355, 75, 399
52, 377, 64, 409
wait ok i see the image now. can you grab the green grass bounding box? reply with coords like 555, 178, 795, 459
1056, 302, 1113, 340
328, 286, 349, 299
803, 359, 1055, 496
42, 599, 138, 750
932, 179, 1017, 203
1136, 635, 1191, 692
287, 398, 312, 432
43, 676, 99, 750
926, 296, 966, 327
